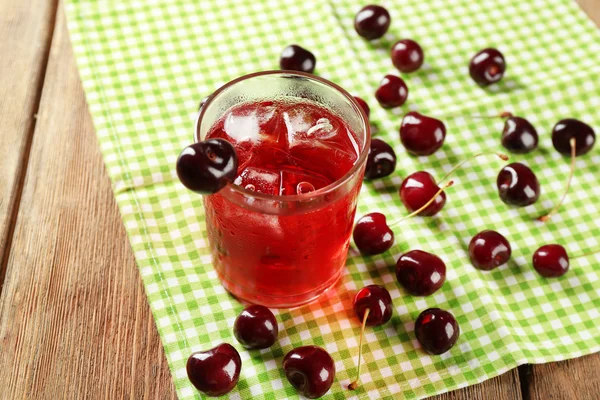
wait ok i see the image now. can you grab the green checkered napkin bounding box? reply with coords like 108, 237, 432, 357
66, 0, 600, 398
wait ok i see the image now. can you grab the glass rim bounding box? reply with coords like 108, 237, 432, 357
194, 70, 371, 202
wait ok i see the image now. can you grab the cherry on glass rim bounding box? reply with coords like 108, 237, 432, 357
176, 139, 238, 194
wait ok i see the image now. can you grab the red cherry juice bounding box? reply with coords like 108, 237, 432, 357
204, 99, 365, 307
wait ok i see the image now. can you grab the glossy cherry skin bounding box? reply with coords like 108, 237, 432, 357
365, 138, 397, 180
280, 44, 316, 73
353, 212, 394, 255
400, 112, 446, 156
186, 343, 241, 397
233, 305, 278, 349
391, 39, 424, 73
176, 139, 238, 194
399, 171, 446, 216
354, 5, 391, 40
469, 48, 506, 86
415, 308, 460, 355
496, 162, 540, 207
375, 75, 409, 108
283, 346, 335, 399
468, 230, 512, 271
353, 96, 370, 118
552, 118, 596, 156
533, 244, 569, 278
353, 285, 393, 326
501, 116, 538, 154
396, 250, 446, 296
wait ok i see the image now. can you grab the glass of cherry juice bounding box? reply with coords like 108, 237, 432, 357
195, 71, 370, 308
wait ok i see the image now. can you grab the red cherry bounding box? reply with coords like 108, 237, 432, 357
396, 250, 446, 296
375, 75, 408, 108
354, 5, 391, 40
533, 244, 569, 277
176, 139, 238, 194
353, 285, 393, 326
496, 162, 540, 207
391, 39, 424, 73
400, 171, 447, 216
186, 343, 241, 397
348, 285, 393, 390
469, 48, 506, 86
353, 212, 394, 255
400, 112, 446, 156
283, 346, 335, 399
233, 305, 278, 349
280, 44, 316, 73
353, 96, 370, 118
415, 308, 460, 355
468, 230, 512, 271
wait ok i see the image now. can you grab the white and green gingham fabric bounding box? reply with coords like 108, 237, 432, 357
66, 0, 600, 398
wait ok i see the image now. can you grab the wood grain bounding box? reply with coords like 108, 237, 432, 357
577, 0, 600, 26
0, 5, 176, 399
0, 1, 598, 399
0, 0, 58, 288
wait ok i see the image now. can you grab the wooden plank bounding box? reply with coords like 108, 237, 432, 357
577, 0, 600, 27
523, 354, 600, 400
433, 370, 522, 400
0, 4, 176, 399
0, 0, 58, 288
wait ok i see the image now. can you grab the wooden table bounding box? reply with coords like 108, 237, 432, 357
1, 1, 599, 398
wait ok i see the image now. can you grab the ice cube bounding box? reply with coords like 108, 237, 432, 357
279, 168, 331, 195
234, 167, 280, 195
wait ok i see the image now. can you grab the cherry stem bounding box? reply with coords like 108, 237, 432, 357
538, 137, 576, 222
571, 248, 600, 259
440, 111, 513, 119
348, 308, 370, 391
389, 181, 454, 227
438, 152, 509, 184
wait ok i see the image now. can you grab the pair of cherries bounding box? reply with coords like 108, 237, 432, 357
348, 284, 459, 389
469, 230, 571, 277
187, 304, 335, 398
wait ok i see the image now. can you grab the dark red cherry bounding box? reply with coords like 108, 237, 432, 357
365, 138, 397, 180
533, 244, 569, 278
375, 75, 408, 108
501, 116, 538, 154
496, 162, 540, 207
391, 39, 424, 73
469, 230, 511, 271
353, 96, 370, 118
469, 48, 506, 86
233, 305, 278, 349
552, 118, 595, 156
353, 285, 393, 326
280, 45, 316, 73
400, 171, 446, 216
415, 308, 460, 355
400, 112, 446, 156
353, 212, 394, 255
177, 139, 238, 194
354, 5, 391, 40
395, 250, 446, 296
283, 346, 335, 399
186, 343, 241, 397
